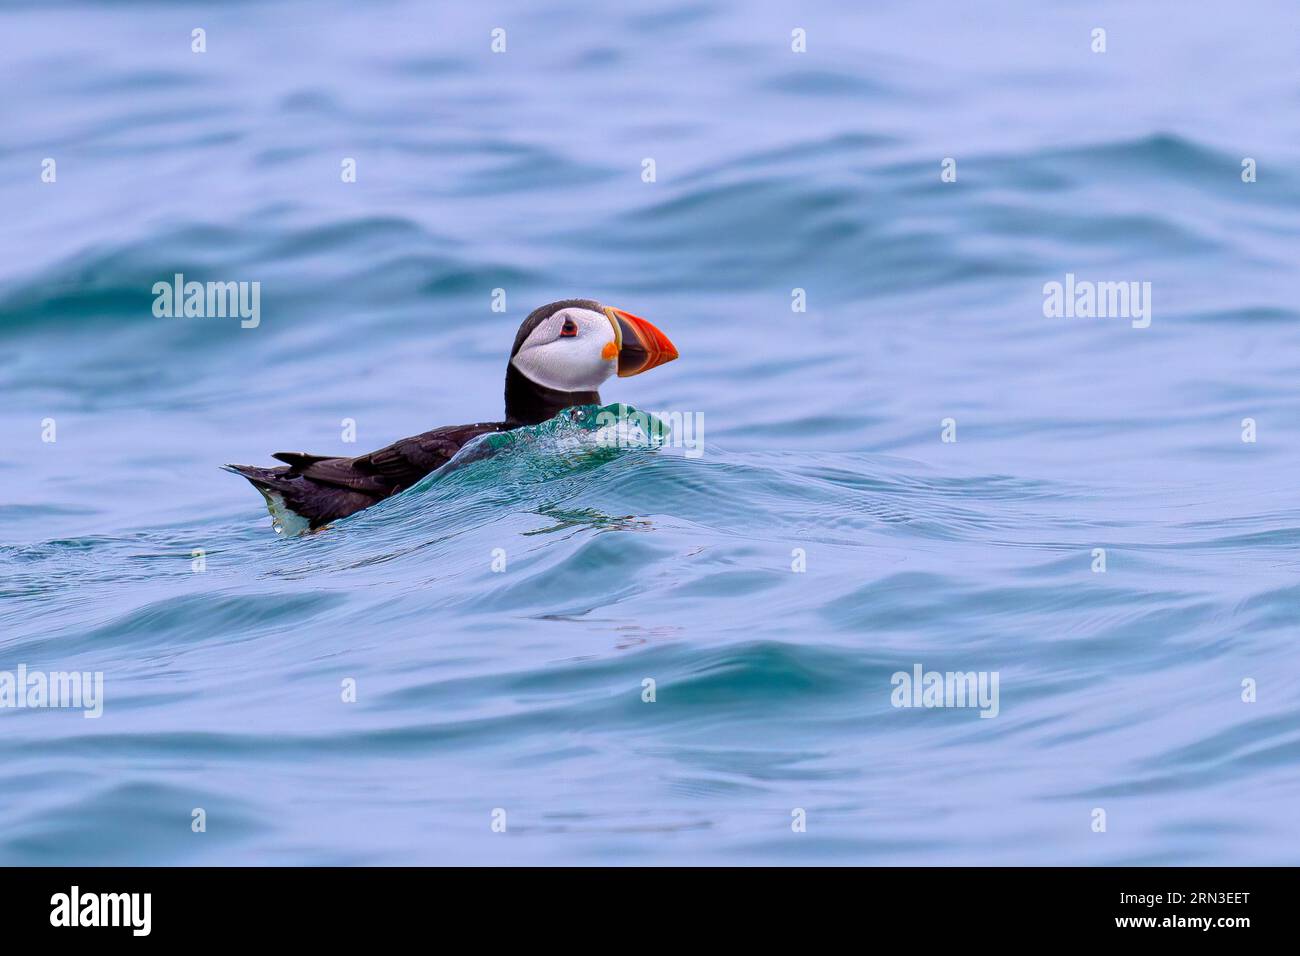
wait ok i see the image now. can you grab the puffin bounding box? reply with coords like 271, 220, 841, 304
223, 299, 678, 532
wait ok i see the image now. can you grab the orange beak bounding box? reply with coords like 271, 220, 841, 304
604, 307, 679, 377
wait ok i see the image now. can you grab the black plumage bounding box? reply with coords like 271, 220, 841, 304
222, 421, 509, 528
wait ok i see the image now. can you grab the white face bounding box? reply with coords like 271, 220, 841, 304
510, 307, 618, 392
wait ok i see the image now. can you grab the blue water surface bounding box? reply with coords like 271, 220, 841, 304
2, 0, 1299, 864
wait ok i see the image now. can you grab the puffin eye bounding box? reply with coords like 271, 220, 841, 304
559, 318, 578, 337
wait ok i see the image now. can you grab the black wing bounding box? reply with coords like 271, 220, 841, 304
274, 421, 507, 497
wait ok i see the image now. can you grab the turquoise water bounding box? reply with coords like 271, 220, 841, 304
3, 0, 1299, 864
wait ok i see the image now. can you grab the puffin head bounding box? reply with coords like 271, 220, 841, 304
505, 299, 678, 425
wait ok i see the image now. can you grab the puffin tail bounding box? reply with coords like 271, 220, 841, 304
221, 463, 282, 489
222, 463, 316, 535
